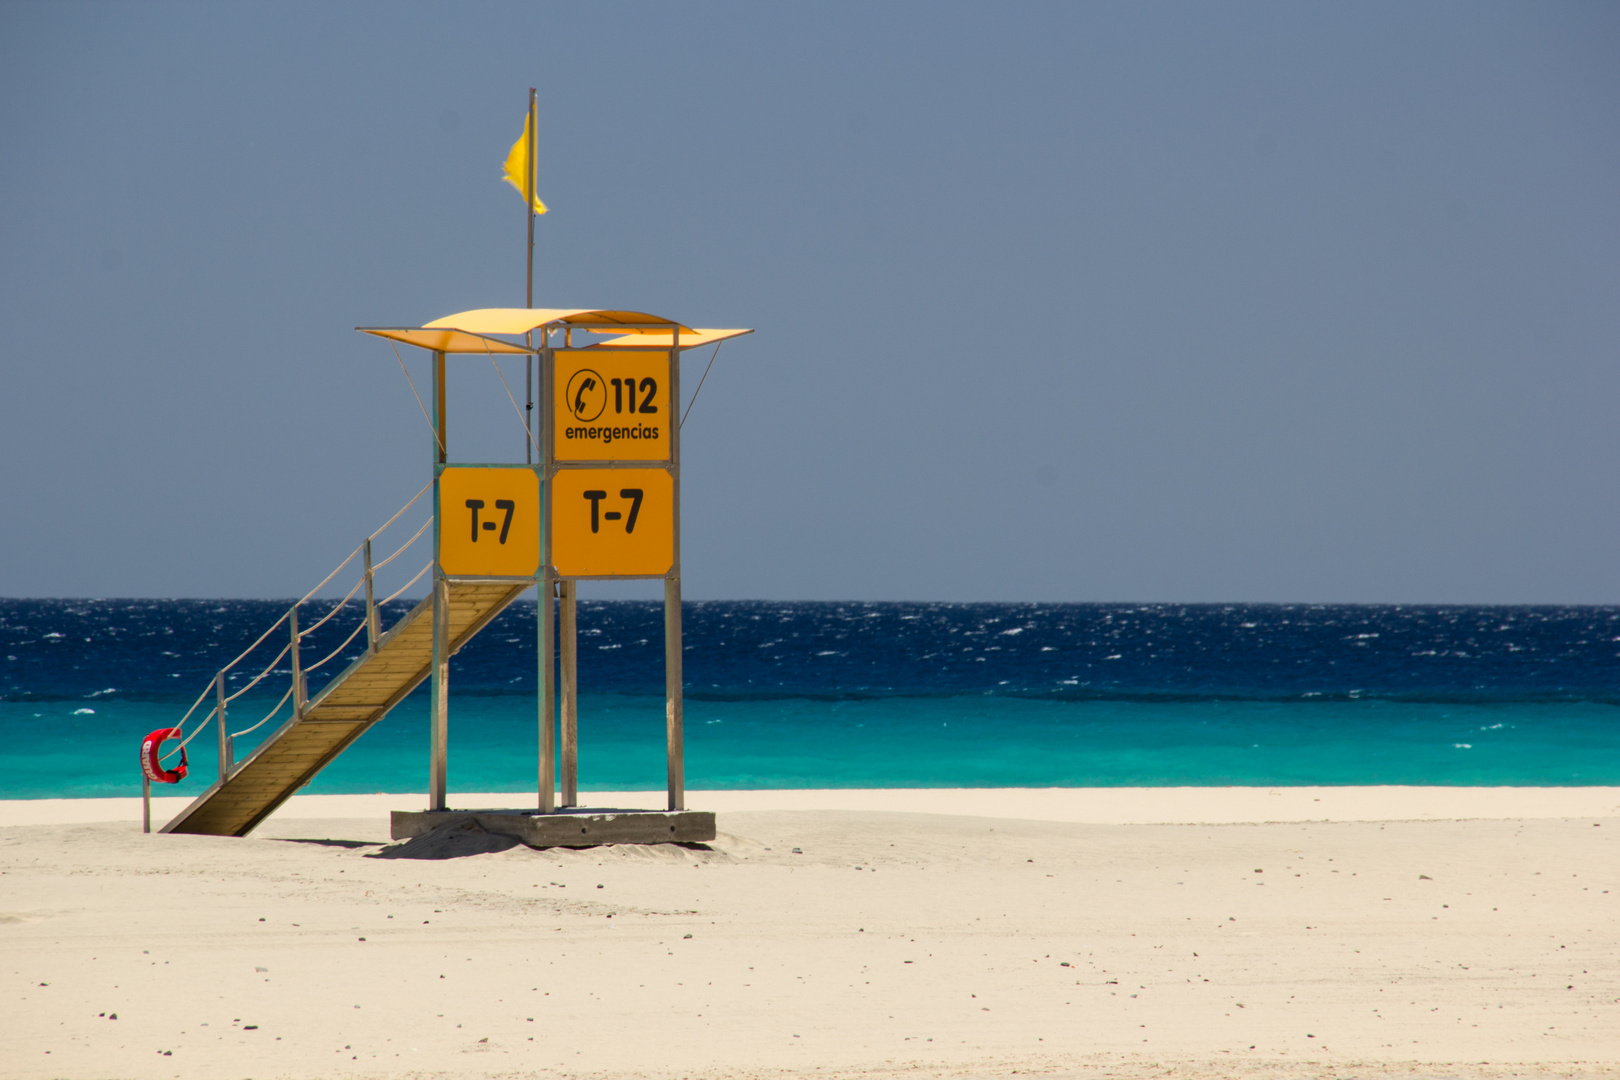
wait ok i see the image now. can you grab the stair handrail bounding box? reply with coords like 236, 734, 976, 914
283, 556, 432, 693
301, 604, 374, 678
220, 640, 294, 707
291, 515, 438, 679
370, 515, 433, 573
223, 684, 295, 742
379, 560, 433, 607
158, 480, 435, 766
290, 572, 368, 642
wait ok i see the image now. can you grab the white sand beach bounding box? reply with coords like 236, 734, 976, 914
2, 787, 1616, 1079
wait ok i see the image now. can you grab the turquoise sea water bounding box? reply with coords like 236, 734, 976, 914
3, 600, 1618, 799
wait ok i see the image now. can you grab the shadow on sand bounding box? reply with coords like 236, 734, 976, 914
363, 818, 719, 860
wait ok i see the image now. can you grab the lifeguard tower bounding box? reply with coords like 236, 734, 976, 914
156, 307, 749, 845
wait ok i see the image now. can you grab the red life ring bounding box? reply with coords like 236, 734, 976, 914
140, 727, 188, 784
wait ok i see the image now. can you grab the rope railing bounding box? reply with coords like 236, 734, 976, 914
174, 706, 220, 753
379, 566, 430, 608
303, 605, 372, 676
178, 480, 434, 706
157, 486, 436, 770
168, 680, 221, 742
228, 684, 294, 741
296, 573, 367, 641
372, 516, 433, 572
294, 513, 436, 667
381, 560, 433, 607
221, 640, 292, 706
369, 479, 433, 541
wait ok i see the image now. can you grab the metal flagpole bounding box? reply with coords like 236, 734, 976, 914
526, 86, 535, 310
524, 87, 551, 812
429, 350, 448, 811
525, 87, 536, 463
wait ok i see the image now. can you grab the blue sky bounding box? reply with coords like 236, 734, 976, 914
2, 2, 1617, 602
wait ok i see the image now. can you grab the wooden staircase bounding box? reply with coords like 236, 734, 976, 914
161, 581, 527, 837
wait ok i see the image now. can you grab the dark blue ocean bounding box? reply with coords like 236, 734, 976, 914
3, 600, 1618, 799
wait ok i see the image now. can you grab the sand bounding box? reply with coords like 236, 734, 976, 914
2, 788, 1616, 1079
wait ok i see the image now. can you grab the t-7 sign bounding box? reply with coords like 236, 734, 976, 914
550, 467, 673, 578
437, 466, 541, 578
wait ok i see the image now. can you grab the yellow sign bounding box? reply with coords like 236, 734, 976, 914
437, 467, 541, 577
554, 350, 671, 462
551, 468, 673, 578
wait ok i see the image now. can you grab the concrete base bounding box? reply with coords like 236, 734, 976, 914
389, 807, 716, 848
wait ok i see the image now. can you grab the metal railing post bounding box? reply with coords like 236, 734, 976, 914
290, 605, 305, 719
216, 670, 232, 782
363, 537, 379, 651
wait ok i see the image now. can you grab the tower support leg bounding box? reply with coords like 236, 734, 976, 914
560, 578, 578, 807
665, 575, 684, 811
538, 572, 556, 812
429, 573, 449, 811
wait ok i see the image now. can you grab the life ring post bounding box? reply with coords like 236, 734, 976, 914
142, 772, 151, 834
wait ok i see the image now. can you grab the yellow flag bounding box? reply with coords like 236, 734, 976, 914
502, 114, 548, 215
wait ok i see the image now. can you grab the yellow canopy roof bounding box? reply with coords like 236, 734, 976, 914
427, 308, 696, 335
358, 307, 722, 353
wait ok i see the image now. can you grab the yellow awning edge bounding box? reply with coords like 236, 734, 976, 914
355, 327, 534, 354
585, 328, 754, 350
